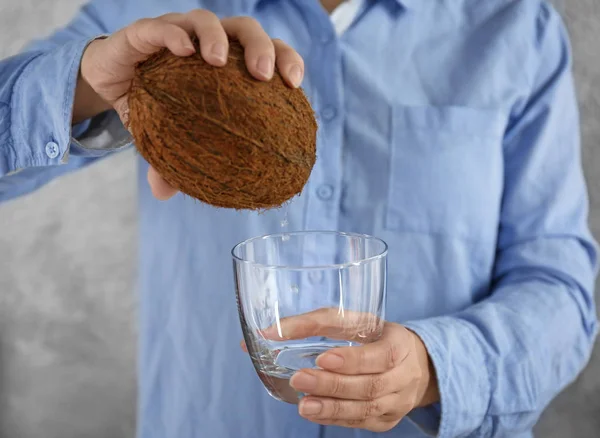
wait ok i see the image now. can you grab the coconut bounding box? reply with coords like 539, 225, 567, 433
128, 39, 318, 210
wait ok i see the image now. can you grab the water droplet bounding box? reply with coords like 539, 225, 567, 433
280, 206, 289, 227
280, 208, 290, 241
291, 284, 299, 294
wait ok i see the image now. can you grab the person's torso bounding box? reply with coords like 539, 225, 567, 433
97, 0, 544, 436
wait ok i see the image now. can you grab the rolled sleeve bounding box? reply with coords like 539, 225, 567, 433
8, 37, 131, 171
0, 0, 135, 203
10, 38, 87, 169
404, 318, 490, 437
405, 240, 597, 438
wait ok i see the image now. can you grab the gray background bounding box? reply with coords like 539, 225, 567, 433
0, 0, 597, 437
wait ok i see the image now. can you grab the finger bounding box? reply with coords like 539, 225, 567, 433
272, 38, 304, 88
316, 331, 409, 375
112, 97, 130, 129
159, 10, 229, 66
290, 367, 399, 400
124, 18, 196, 61
298, 393, 400, 422
147, 166, 178, 200
302, 415, 399, 433
262, 307, 383, 343
221, 16, 275, 80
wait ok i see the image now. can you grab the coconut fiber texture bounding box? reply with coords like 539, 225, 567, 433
128, 39, 318, 210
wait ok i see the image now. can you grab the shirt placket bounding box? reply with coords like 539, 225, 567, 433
297, 4, 346, 312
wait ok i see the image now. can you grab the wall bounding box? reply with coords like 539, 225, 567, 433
0, 0, 597, 437
0, 2, 137, 436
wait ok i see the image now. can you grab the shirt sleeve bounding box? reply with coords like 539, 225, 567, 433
0, 1, 132, 203
404, 4, 598, 437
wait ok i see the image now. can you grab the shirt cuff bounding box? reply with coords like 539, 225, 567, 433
403, 317, 492, 438
9, 35, 131, 168
69, 110, 133, 158
406, 402, 441, 436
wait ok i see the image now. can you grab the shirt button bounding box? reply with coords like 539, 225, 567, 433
317, 184, 334, 201
321, 106, 337, 122
308, 271, 323, 285
320, 33, 333, 44
387, 213, 401, 229
45, 141, 59, 159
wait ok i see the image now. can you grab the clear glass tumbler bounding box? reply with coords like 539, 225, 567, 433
232, 231, 388, 404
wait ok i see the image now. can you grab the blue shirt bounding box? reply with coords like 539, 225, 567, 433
0, 0, 597, 437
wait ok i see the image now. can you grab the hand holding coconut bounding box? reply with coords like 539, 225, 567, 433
75, 10, 308, 203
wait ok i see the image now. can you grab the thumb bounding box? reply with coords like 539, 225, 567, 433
261, 307, 383, 343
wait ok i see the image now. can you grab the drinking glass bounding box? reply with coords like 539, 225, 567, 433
232, 231, 388, 404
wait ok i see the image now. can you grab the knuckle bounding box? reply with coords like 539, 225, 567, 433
274, 40, 302, 61
331, 400, 344, 418
357, 346, 369, 370
187, 8, 218, 21
126, 20, 149, 44
157, 12, 182, 21
365, 400, 383, 418
366, 375, 386, 399
330, 375, 346, 397
131, 17, 153, 29
236, 15, 261, 28
271, 37, 288, 48
385, 341, 402, 369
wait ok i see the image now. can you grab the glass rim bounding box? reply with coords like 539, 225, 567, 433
231, 230, 388, 271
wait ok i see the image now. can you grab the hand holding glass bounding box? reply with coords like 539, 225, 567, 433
232, 231, 388, 404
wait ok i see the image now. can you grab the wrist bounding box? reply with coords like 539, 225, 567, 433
410, 329, 441, 408
73, 38, 112, 124
417, 355, 440, 408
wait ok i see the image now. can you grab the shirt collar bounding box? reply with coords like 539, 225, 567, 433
251, 0, 419, 12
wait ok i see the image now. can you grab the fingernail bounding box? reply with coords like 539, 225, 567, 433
288, 64, 303, 87
290, 372, 317, 392
183, 39, 195, 53
211, 42, 227, 63
261, 326, 277, 338
316, 353, 344, 370
300, 399, 322, 416
257, 55, 274, 79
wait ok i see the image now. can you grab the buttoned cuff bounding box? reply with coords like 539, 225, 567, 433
403, 317, 491, 438
9, 36, 131, 170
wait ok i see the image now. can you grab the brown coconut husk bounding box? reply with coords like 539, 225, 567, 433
127, 38, 318, 210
